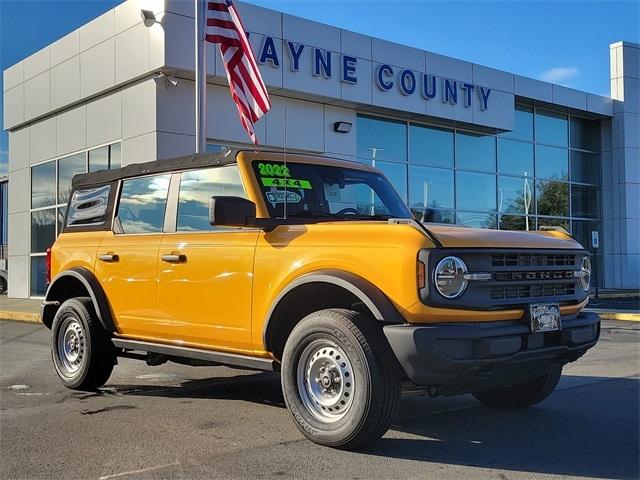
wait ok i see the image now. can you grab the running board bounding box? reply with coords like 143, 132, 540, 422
111, 338, 275, 372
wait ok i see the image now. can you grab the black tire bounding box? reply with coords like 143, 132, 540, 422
473, 366, 563, 409
0, 277, 6, 295
51, 297, 115, 391
281, 309, 401, 450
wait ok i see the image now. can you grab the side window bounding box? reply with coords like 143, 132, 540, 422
66, 185, 111, 227
117, 174, 171, 234
177, 166, 246, 232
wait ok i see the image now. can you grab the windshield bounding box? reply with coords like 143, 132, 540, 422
252, 160, 412, 220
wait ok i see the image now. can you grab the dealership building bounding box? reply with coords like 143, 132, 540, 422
2, 0, 639, 297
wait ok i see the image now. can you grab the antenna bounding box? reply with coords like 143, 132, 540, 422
283, 105, 288, 220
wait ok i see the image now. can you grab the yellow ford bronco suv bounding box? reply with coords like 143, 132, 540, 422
42, 149, 600, 449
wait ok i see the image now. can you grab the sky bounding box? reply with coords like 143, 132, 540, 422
1, 0, 639, 175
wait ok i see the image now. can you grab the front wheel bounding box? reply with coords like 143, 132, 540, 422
473, 366, 563, 409
281, 309, 401, 450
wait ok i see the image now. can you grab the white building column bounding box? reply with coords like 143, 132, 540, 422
609, 41, 640, 289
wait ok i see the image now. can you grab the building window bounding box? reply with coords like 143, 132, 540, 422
536, 145, 569, 181
535, 109, 568, 146
498, 139, 534, 176
30, 256, 47, 297
29, 141, 121, 297
31, 161, 56, 209
89, 143, 121, 172
570, 117, 601, 151
456, 171, 497, 211
408, 165, 454, 213
356, 115, 406, 163
536, 180, 569, 217
355, 108, 601, 248
500, 105, 533, 142
58, 153, 86, 205
409, 124, 453, 168
455, 132, 496, 172
374, 161, 407, 202
498, 175, 533, 215
570, 151, 601, 185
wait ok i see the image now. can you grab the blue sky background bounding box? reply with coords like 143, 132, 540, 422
1, 0, 639, 175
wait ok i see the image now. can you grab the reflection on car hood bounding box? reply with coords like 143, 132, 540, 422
423, 223, 584, 250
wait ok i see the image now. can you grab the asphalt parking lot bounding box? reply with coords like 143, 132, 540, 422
1, 320, 638, 480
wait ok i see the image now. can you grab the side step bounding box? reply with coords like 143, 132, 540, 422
111, 338, 275, 372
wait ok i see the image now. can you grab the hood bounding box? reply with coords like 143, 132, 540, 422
424, 224, 584, 250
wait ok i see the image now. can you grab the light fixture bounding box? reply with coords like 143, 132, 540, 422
141, 9, 158, 27
333, 121, 352, 133
154, 72, 179, 88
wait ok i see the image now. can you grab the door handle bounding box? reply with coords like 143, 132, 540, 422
98, 253, 119, 262
161, 253, 187, 263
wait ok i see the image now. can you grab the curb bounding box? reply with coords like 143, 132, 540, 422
590, 292, 640, 299
0, 311, 41, 324
585, 309, 640, 322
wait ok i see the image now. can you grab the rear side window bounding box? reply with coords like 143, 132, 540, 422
66, 185, 111, 227
177, 166, 246, 232
117, 174, 171, 234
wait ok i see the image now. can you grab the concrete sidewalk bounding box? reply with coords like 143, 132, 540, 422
1, 292, 638, 323
0, 297, 41, 323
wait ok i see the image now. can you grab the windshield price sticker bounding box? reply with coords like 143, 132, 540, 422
258, 163, 290, 178
262, 177, 312, 189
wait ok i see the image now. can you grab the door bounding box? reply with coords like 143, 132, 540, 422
156, 166, 259, 353
94, 173, 172, 338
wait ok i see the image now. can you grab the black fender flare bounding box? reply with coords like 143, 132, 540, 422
262, 269, 405, 348
42, 267, 115, 332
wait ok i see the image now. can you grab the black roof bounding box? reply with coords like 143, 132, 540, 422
72, 149, 240, 188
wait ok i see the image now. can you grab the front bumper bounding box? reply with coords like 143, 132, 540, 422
384, 311, 600, 395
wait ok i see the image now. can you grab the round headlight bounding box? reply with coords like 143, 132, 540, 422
434, 256, 468, 299
578, 256, 592, 291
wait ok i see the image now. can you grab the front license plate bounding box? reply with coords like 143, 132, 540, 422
529, 303, 561, 333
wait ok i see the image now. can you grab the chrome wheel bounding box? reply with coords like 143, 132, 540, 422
296, 340, 355, 423
56, 317, 86, 375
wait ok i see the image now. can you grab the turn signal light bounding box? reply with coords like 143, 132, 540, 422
417, 260, 426, 290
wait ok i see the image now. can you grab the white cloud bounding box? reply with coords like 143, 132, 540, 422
539, 67, 580, 85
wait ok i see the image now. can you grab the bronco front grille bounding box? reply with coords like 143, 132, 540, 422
421, 248, 588, 310
490, 283, 576, 300
491, 253, 577, 268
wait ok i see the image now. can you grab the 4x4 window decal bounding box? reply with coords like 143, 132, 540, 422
261, 177, 313, 189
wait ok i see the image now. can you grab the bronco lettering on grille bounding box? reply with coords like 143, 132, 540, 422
493, 271, 574, 281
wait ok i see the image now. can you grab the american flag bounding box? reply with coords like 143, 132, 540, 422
205, 0, 271, 144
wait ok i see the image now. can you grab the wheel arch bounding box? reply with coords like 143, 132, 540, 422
42, 267, 115, 332
263, 269, 404, 360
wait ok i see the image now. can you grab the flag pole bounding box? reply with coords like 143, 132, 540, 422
195, 0, 207, 153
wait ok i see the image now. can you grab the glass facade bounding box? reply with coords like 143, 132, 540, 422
29, 142, 121, 296
356, 108, 603, 274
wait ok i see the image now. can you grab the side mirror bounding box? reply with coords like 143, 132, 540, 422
209, 196, 257, 227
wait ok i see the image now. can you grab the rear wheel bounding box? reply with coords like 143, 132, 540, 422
281, 309, 401, 449
51, 297, 115, 390
473, 366, 562, 409
0, 276, 6, 295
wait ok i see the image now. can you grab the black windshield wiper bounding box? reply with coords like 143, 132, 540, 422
285, 211, 335, 219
